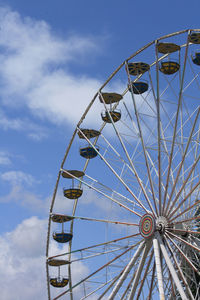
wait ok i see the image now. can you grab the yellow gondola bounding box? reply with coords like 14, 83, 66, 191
51, 214, 74, 223
61, 170, 84, 179
189, 32, 200, 44
63, 187, 83, 199
159, 61, 180, 75
61, 170, 83, 200
50, 277, 69, 288
47, 259, 70, 266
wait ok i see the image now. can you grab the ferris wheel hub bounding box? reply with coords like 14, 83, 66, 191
156, 216, 168, 234
139, 214, 156, 238
139, 215, 172, 238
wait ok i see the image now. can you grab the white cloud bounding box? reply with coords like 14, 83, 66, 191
27, 71, 101, 125
0, 216, 90, 300
0, 217, 47, 300
0, 8, 97, 92
7, 217, 46, 258
0, 6, 104, 129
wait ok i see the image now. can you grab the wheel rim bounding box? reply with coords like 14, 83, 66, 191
46, 29, 200, 300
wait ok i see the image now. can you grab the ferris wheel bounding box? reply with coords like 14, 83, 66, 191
46, 29, 200, 300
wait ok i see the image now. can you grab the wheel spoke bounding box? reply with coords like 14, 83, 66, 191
128, 241, 152, 299
164, 235, 195, 299
153, 236, 165, 300
166, 231, 200, 254
76, 127, 149, 213
125, 61, 159, 216
148, 261, 156, 300
97, 268, 125, 300
166, 159, 200, 219
156, 232, 188, 299
164, 108, 200, 215
162, 33, 190, 212
165, 232, 198, 273
169, 199, 200, 222
53, 214, 138, 226
135, 250, 154, 299
99, 92, 156, 217
108, 241, 145, 299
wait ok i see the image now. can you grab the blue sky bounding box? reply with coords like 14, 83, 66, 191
1, 1, 200, 299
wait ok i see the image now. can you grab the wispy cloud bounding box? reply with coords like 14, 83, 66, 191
1, 170, 38, 186
0, 169, 74, 214
0, 109, 48, 140
0, 151, 11, 165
